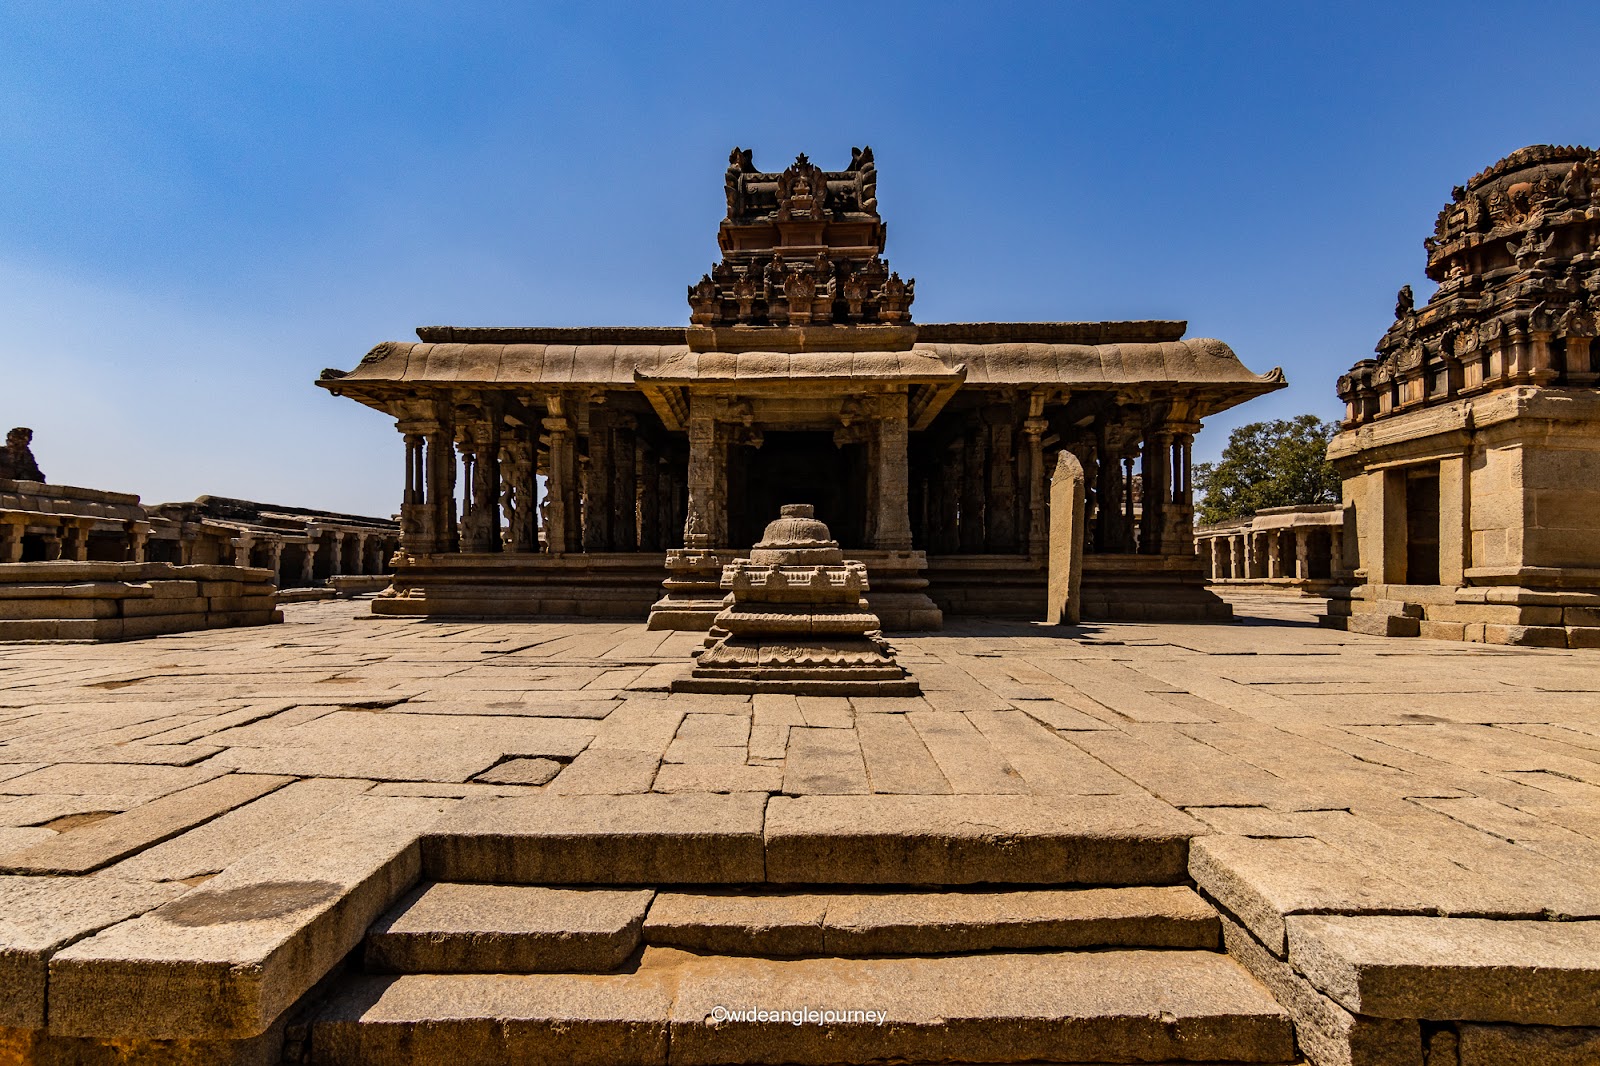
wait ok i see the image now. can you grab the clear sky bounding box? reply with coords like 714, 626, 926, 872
4, 2, 1598, 518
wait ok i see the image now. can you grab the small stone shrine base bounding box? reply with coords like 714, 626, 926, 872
674, 504, 920, 695
0, 561, 280, 641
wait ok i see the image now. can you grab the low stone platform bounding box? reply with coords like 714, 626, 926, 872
1, 592, 1598, 1064
0, 561, 280, 641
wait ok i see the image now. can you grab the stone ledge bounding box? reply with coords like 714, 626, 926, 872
1287, 915, 1600, 1026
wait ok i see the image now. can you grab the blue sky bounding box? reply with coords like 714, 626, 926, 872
4, 2, 1598, 517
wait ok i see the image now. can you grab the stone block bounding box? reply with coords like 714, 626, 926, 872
48, 795, 451, 1040
1287, 915, 1600, 1025
644, 891, 828, 956
1564, 605, 1600, 627
821, 885, 1219, 955
0, 597, 119, 620
1457, 1022, 1600, 1065
1418, 620, 1467, 641
422, 793, 768, 884
365, 883, 653, 973
1483, 624, 1569, 647
764, 794, 1197, 885
1345, 613, 1420, 637
0, 875, 184, 1028
309, 971, 673, 1066
1189, 836, 1431, 956
1567, 626, 1600, 649
148, 581, 201, 599
1220, 914, 1422, 1066
122, 596, 207, 617
666, 948, 1294, 1065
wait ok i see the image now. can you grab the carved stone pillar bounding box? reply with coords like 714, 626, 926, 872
542, 400, 579, 554
612, 415, 637, 551
1023, 417, 1049, 558
397, 429, 431, 555
1266, 530, 1282, 578
959, 418, 987, 554
424, 415, 457, 553
639, 443, 661, 552
457, 411, 501, 554
351, 534, 368, 575
1140, 429, 1172, 555
1165, 429, 1196, 554
1295, 528, 1311, 580
0, 519, 22, 564
985, 410, 1018, 552
233, 532, 255, 569
126, 520, 149, 563
500, 427, 537, 553
1123, 455, 1137, 547
685, 401, 719, 548
62, 520, 91, 562
873, 392, 914, 551
266, 540, 283, 585
301, 534, 318, 584
585, 403, 612, 552
931, 447, 960, 555
1330, 525, 1346, 577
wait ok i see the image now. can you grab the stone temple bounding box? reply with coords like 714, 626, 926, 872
1327, 144, 1600, 647
319, 147, 1284, 627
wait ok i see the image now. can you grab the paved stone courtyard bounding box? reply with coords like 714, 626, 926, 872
4, 592, 1600, 1063
5, 593, 1598, 875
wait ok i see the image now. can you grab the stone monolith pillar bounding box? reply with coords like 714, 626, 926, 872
1047, 451, 1086, 625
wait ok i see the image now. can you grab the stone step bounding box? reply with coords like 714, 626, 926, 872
307, 947, 1296, 1065
423, 792, 1200, 885
362, 883, 1221, 974
643, 884, 1221, 957
364, 883, 656, 974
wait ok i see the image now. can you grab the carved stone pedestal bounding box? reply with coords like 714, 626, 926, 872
672, 505, 919, 695
646, 549, 739, 631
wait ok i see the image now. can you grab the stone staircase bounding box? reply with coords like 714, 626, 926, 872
288, 795, 1300, 1065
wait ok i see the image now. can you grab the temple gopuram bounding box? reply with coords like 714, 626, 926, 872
1327, 144, 1600, 647
319, 147, 1284, 628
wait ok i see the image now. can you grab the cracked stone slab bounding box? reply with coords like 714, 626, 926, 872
48, 794, 452, 1040
0, 875, 186, 1028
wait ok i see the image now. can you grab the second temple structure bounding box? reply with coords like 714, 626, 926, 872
319, 148, 1285, 628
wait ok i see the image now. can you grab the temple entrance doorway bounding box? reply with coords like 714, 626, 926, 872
728, 431, 866, 549
1404, 465, 1441, 585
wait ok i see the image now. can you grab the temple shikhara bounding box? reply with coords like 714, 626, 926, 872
320, 147, 1284, 626
1327, 144, 1600, 647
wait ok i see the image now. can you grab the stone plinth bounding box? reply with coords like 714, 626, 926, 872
646, 549, 740, 630
673, 505, 918, 695
0, 561, 280, 641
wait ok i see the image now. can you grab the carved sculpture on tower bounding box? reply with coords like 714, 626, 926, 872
691, 146, 914, 328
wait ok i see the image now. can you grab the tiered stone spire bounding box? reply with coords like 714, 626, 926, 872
1338, 144, 1600, 422
687, 147, 914, 327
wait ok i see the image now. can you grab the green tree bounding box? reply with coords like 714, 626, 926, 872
1193, 414, 1340, 524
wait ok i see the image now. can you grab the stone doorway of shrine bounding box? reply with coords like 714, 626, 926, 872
727, 431, 867, 549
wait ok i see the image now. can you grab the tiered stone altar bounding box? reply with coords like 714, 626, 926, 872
674, 505, 919, 695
